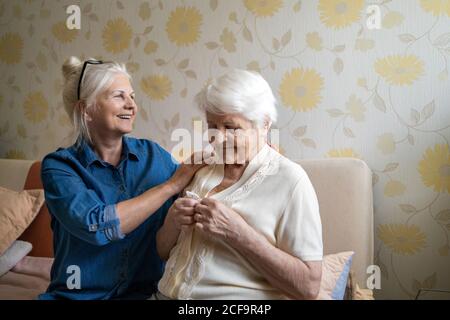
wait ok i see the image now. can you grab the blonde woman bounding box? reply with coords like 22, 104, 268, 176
39, 57, 206, 299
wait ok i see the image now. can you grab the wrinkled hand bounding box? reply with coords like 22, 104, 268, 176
167, 198, 199, 231
193, 198, 248, 242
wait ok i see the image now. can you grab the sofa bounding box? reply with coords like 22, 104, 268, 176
0, 157, 374, 299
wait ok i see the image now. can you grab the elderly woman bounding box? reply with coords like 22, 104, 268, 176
156, 69, 323, 300
39, 57, 206, 299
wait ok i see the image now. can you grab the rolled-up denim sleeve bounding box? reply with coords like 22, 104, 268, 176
41, 157, 125, 246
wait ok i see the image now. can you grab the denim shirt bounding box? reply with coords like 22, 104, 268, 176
38, 136, 179, 300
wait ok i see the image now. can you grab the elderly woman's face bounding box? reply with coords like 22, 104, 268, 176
206, 112, 266, 164
87, 74, 137, 138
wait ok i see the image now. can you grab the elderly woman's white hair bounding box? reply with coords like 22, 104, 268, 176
195, 69, 277, 127
62, 56, 130, 146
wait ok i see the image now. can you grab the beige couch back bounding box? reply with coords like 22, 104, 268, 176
298, 158, 374, 286
0, 157, 374, 286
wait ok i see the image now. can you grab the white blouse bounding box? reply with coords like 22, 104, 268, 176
158, 144, 323, 299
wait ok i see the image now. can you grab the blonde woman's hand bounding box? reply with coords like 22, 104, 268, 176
167, 151, 215, 194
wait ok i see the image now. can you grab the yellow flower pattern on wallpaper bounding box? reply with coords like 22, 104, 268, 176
279, 68, 324, 112
166, 7, 202, 46
378, 224, 426, 255
418, 144, 450, 193
244, 0, 283, 17
23, 92, 48, 124
102, 18, 133, 54
0, 33, 23, 64
52, 21, 79, 43
420, 0, 450, 17
318, 0, 364, 29
375, 55, 424, 86
0, 0, 449, 300
140, 75, 172, 101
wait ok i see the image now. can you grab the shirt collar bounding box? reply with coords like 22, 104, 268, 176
76, 136, 140, 168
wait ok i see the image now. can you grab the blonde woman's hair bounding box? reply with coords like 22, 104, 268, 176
61, 56, 130, 146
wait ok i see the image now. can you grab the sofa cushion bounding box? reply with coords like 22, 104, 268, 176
18, 162, 53, 258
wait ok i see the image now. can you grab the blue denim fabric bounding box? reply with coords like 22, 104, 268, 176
38, 136, 178, 300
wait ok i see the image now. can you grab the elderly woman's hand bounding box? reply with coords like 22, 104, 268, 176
166, 198, 199, 231
193, 198, 248, 241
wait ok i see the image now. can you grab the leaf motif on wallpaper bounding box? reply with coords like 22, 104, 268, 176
343, 127, 355, 138
139, 3, 151, 21
164, 119, 170, 131
134, 36, 140, 48
88, 13, 99, 22
301, 138, 316, 149
218, 58, 228, 67
177, 58, 189, 70
171, 113, 180, 127
116, 1, 124, 10
36, 52, 47, 72
229, 12, 238, 23
333, 57, 343, 75
432, 33, 450, 48
382, 11, 404, 29
247, 61, 260, 72
412, 273, 437, 293
399, 204, 417, 214
85, 30, 91, 40
293, 126, 307, 137
421, 100, 435, 121
332, 45, 345, 52
180, 88, 187, 98
293, 1, 301, 12
155, 59, 166, 66
272, 38, 280, 51
242, 25, 253, 43
185, 70, 197, 79
436, 209, 450, 231
205, 42, 219, 49
373, 93, 386, 113
398, 34, 416, 43
383, 162, 399, 173
270, 60, 275, 70
210, 0, 218, 11
281, 30, 292, 47
143, 26, 153, 35
410, 108, 420, 125
158, 1, 163, 10
326, 109, 344, 117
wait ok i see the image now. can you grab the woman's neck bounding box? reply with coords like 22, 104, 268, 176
90, 134, 123, 167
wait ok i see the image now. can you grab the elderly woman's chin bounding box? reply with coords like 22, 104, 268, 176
115, 118, 135, 134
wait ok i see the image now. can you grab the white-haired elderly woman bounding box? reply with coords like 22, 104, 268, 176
155, 69, 323, 300
39, 57, 207, 300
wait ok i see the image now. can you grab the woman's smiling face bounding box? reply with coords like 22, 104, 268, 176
86, 74, 137, 139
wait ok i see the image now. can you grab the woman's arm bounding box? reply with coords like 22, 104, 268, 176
194, 198, 322, 299
116, 163, 204, 235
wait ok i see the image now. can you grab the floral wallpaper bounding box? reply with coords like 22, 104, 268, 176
0, 0, 449, 299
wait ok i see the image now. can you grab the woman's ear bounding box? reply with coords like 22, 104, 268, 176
77, 101, 93, 122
